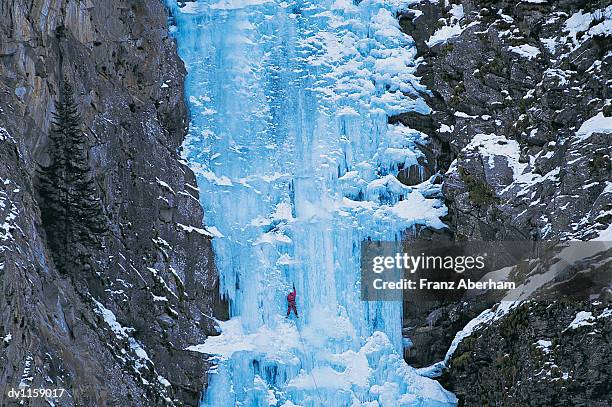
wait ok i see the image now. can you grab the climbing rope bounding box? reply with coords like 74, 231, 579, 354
295, 322, 325, 406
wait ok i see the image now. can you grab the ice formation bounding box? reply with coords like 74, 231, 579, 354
167, 0, 457, 405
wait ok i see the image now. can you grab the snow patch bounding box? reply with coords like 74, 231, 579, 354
427, 24, 465, 47
177, 222, 223, 238
575, 112, 612, 141
565, 311, 595, 330
426, 4, 467, 47
390, 191, 447, 229
563, 6, 612, 51
508, 44, 540, 60
535, 339, 552, 353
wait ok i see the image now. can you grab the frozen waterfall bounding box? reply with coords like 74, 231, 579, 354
167, 0, 457, 405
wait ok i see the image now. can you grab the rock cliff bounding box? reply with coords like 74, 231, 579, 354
0, 1, 224, 405
398, 0, 611, 405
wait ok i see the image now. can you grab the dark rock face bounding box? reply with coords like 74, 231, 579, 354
397, 0, 612, 404
441, 302, 612, 406
0, 1, 223, 405
399, 0, 611, 242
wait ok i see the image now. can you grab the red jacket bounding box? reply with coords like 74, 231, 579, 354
287, 288, 296, 303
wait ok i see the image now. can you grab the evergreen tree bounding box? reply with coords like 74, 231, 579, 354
38, 81, 107, 273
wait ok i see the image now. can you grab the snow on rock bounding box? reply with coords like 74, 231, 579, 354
390, 190, 447, 229
465, 133, 525, 178
1, 178, 21, 246
575, 112, 612, 142
418, 301, 519, 378
155, 178, 176, 194
593, 222, 612, 241
508, 44, 540, 60
426, 3, 467, 47
439, 124, 454, 133
19, 355, 33, 389
92, 299, 172, 390
0, 127, 16, 143
458, 131, 576, 205
535, 339, 552, 353
427, 24, 465, 47
454, 111, 477, 119
92, 298, 136, 338
176, 222, 223, 238
449, 3, 464, 20
565, 311, 595, 331
599, 308, 612, 319
562, 5, 612, 51
444, 301, 518, 364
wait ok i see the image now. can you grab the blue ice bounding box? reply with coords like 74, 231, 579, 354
167, 0, 457, 405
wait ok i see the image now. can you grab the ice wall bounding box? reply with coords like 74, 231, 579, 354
167, 0, 456, 405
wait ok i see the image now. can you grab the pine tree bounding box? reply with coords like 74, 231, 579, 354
38, 81, 107, 273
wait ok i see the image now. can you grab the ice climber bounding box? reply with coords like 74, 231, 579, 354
286, 284, 298, 318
